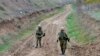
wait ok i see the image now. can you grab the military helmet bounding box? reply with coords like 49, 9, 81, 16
38, 25, 42, 30
61, 27, 64, 32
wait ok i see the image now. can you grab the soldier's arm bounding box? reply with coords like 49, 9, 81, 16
43, 33, 45, 37
57, 33, 60, 42
42, 30, 45, 37
35, 30, 38, 38
65, 33, 68, 38
65, 33, 70, 42
36, 30, 38, 35
67, 38, 70, 42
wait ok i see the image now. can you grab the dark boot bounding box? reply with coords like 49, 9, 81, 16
61, 48, 64, 55
62, 49, 65, 55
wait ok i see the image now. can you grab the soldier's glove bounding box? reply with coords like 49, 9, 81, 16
57, 40, 58, 42
68, 38, 70, 42
43, 33, 45, 37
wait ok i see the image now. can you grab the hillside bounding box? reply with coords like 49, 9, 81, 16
0, 0, 67, 54
0, 0, 67, 22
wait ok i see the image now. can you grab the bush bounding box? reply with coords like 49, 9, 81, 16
0, 6, 5, 11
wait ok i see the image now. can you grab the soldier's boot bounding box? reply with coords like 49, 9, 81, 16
61, 48, 64, 55
62, 49, 65, 55
63, 48, 66, 55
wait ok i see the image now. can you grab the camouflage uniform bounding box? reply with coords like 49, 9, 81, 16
58, 30, 70, 55
36, 27, 45, 48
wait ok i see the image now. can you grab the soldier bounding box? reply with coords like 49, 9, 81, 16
57, 28, 70, 55
35, 26, 45, 48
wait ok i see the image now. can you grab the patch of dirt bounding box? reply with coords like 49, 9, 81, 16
69, 42, 100, 56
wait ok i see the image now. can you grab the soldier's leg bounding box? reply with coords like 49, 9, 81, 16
61, 47, 64, 55
36, 39, 38, 48
39, 38, 42, 47
63, 48, 66, 55
60, 42, 63, 54
62, 43, 65, 55
63, 42, 67, 54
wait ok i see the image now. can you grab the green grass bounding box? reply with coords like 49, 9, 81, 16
0, 7, 65, 53
66, 11, 95, 45
0, 34, 13, 52
0, 44, 11, 52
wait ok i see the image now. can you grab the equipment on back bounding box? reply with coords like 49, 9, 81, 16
36, 30, 43, 36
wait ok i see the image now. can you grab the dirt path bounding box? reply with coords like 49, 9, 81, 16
25, 5, 72, 56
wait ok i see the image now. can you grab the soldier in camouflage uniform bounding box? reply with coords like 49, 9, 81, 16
35, 26, 45, 48
57, 29, 70, 55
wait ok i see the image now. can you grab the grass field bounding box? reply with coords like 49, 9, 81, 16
66, 10, 95, 45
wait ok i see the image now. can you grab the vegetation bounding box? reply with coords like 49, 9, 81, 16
66, 10, 95, 44
0, 6, 5, 11
0, 35, 12, 52
84, 0, 100, 4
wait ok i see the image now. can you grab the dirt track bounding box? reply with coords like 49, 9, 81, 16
24, 5, 72, 56
3, 5, 72, 56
